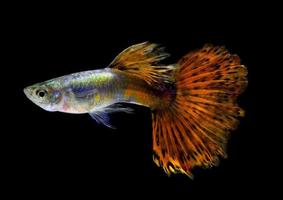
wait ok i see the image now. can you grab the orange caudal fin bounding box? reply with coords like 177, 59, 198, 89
152, 44, 248, 177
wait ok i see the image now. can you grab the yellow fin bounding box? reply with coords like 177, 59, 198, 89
108, 42, 174, 85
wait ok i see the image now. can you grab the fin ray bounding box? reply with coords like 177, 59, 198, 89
108, 42, 175, 85
89, 104, 134, 128
89, 110, 114, 129
152, 44, 247, 177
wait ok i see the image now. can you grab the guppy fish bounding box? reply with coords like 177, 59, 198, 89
24, 42, 248, 178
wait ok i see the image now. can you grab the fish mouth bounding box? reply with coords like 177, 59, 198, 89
23, 86, 56, 112
23, 87, 36, 103
23, 87, 32, 99
23, 86, 44, 109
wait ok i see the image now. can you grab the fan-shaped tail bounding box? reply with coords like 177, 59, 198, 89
152, 44, 248, 177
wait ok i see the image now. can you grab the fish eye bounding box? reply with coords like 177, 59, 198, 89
36, 89, 47, 98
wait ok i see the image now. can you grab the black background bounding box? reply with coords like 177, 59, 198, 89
5, 3, 279, 198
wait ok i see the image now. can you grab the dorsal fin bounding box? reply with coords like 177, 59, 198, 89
108, 42, 175, 85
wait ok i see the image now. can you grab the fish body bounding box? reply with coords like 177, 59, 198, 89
24, 42, 247, 177
24, 68, 170, 113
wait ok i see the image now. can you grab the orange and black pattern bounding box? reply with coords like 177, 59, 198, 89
25, 42, 248, 178
152, 44, 248, 177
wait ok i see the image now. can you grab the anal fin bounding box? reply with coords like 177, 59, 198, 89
89, 110, 114, 129
89, 104, 134, 129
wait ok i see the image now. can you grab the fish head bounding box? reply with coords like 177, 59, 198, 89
24, 80, 63, 112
